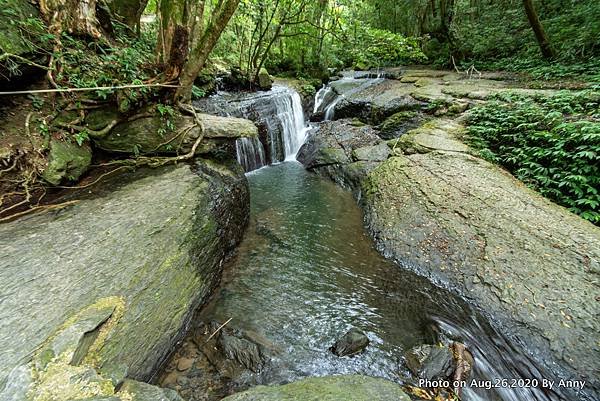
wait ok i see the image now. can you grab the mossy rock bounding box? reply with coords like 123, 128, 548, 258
258, 68, 273, 90
41, 139, 92, 185
0, 162, 250, 398
94, 112, 257, 155
221, 375, 411, 401
378, 111, 419, 136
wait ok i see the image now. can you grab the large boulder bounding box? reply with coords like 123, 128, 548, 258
298, 120, 386, 193
91, 110, 258, 155
257, 68, 273, 91
300, 110, 600, 400
326, 80, 424, 124
363, 120, 600, 400
0, 160, 250, 400
220, 375, 411, 401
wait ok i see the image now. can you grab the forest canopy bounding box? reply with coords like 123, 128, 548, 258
206, 0, 600, 82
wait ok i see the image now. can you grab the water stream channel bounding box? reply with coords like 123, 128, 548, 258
159, 82, 567, 401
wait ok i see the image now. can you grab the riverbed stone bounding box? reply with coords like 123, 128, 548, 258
219, 333, 264, 372
220, 375, 411, 401
419, 346, 456, 381
330, 328, 370, 357
0, 159, 250, 399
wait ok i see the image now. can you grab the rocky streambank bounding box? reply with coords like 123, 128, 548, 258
220, 375, 410, 401
0, 160, 249, 401
299, 69, 600, 401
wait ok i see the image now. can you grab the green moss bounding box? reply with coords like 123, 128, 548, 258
41, 139, 92, 185
0, 0, 43, 55
361, 157, 407, 200
221, 375, 410, 401
379, 111, 418, 134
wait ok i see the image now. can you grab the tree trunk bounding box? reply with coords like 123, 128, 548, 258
175, 0, 240, 102
523, 0, 556, 59
40, 0, 103, 38
106, 0, 149, 33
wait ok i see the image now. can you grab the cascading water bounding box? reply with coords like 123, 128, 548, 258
236, 137, 266, 172
313, 86, 333, 114
314, 72, 387, 121
273, 89, 310, 161
194, 86, 309, 172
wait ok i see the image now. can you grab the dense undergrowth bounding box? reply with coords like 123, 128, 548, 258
466, 91, 600, 224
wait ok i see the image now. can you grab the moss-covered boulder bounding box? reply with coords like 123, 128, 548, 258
0, 160, 250, 399
93, 112, 257, 155
377, 111, 423, 139
328, 80, 423, 124
41, 139, 92, 185
258, 68, 273, 91
221, 375, 410, 401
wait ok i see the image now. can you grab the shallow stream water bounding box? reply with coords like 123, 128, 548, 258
160, 162, 561, 401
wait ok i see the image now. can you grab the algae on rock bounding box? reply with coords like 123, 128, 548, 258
221, 375, 411, 401
0, 160, 250, 400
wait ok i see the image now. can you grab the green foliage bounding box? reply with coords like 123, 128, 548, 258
191, 85, 207, 100
342, 26, 426, 70
451, 0, 600, 80
212, 0, 424, 80
466, 91, 600, 224
74, 130, 90, 146
156, 104, 175, 137
56, 25, 157, 102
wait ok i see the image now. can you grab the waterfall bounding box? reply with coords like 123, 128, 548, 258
228, 86, 309, 172
314, 86, 333, 114
273, 89, 309, 160
236, 137, 266, 172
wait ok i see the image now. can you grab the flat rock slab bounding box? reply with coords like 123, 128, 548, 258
0, 161, 249, 399
220, 375, 411, 401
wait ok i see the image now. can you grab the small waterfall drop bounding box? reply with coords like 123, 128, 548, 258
315, 72, 387, 121
273, 89, 309, 160
208, 85, 309, 172
236, 137, 266, 172
314, 86, 333, 114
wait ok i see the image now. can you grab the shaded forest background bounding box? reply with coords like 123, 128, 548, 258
0, 0, 598, 224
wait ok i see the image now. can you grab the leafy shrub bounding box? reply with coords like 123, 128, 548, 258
56, 24, 158, 102
340, 26, 426, 70
466, 90, 600, 224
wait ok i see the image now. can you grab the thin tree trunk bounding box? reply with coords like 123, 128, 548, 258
523, 0, 556, 59
176, 0, 240, 102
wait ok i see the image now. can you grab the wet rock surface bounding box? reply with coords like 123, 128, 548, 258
159, 320, 277, 401
0, 160, 250, 400
94, 110, 257, 155
330, 328, 370, 357
219, 375, 411, 401
299, 68, 600, 400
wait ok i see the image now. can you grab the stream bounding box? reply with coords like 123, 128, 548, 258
160, 81, 567, 401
